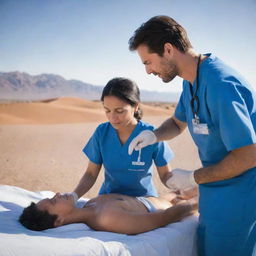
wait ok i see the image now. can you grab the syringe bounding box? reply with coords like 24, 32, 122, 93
132, 149, 145, 166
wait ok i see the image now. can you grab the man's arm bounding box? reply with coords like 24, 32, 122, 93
96, 203, 196, 235
128, 116, 187, 154
194, 143, 256, 184
154, 116, 187, 141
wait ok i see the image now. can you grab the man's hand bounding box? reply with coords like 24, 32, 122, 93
166, 168, 197, 191
128, 130, 157, 155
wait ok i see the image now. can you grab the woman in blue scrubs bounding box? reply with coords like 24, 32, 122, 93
128, 16, 256, 256
72, 77, 174, 199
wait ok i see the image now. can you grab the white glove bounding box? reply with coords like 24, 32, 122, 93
166, 168, 197, 191
71, 192, 78, 203
128, 130, 157, 155
63, 192, 78, 205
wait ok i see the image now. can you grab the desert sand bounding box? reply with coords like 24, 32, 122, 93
0, 98, 201, 198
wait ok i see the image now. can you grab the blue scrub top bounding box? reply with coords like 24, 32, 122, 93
83, 120, 173, 197
175, 53, 256, 255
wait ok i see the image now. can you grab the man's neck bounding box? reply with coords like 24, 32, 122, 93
62, 207, 91, 225
176, 48, 201, 84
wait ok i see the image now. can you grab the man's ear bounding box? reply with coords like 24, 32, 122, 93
163, 43, 174, 56
54, 216, 64, 227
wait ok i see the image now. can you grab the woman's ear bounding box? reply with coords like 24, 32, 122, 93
54, 216, 64, 227
134, 103, 139, 112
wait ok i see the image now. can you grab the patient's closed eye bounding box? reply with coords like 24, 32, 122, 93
48, 198, 55, 205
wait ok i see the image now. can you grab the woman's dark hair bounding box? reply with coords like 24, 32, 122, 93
129, 15, 192, 56
101, 77, 143, 121
19, 202, 57, 231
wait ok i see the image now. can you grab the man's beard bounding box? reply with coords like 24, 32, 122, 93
160, 59, 179, 83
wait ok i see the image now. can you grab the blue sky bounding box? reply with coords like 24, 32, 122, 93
0, 0, 255, 94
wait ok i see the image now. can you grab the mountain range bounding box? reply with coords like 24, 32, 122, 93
0, 71, 180, 103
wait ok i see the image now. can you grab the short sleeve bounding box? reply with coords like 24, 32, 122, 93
152, 141, 174, 167
208, 82, 256, 151
175, 89, 187, 122
82, 126, 103, 164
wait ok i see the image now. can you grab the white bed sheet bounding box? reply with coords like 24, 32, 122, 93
0, 185, 198, 256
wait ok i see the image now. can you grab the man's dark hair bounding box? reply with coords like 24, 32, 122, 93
129, 15, 192, 56
101, 77, 143, 121
19, 202, 57, 231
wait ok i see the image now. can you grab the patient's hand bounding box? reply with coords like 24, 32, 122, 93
187, 197, 198, 212
170, 187, 198, 209
178, 187, 198, 200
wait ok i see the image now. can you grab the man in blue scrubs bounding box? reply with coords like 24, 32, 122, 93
128, 15, 256, 256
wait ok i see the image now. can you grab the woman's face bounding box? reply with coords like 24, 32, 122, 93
103, 96, 138, 130
37, 193, 74, 217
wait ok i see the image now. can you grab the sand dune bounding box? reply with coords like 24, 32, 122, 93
0, 97, 201, 198
0, 97, 174, 125
0, 98, 106, 124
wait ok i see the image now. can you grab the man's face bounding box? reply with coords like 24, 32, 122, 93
37, 193, 75, 217
136, 44, 179, 83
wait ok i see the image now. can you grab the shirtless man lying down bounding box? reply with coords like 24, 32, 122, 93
19, 192, 197, 235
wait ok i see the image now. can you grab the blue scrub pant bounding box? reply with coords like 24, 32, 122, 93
197, 171, 256, 256
197, 222, 256, 256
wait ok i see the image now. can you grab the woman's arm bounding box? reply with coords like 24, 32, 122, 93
156, 165, 173, 188
73, 161, 102, 198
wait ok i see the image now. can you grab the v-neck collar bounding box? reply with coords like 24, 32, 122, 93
112, 121, 141, 148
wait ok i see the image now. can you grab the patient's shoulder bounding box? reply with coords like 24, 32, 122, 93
86, 203, 123, 231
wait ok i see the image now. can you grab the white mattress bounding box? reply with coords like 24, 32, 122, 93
0, 185, 198, 256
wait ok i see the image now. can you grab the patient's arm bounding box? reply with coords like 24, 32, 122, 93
93, 203, 196, 235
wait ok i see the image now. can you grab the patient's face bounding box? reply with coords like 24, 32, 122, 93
37, 192, 74, 217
